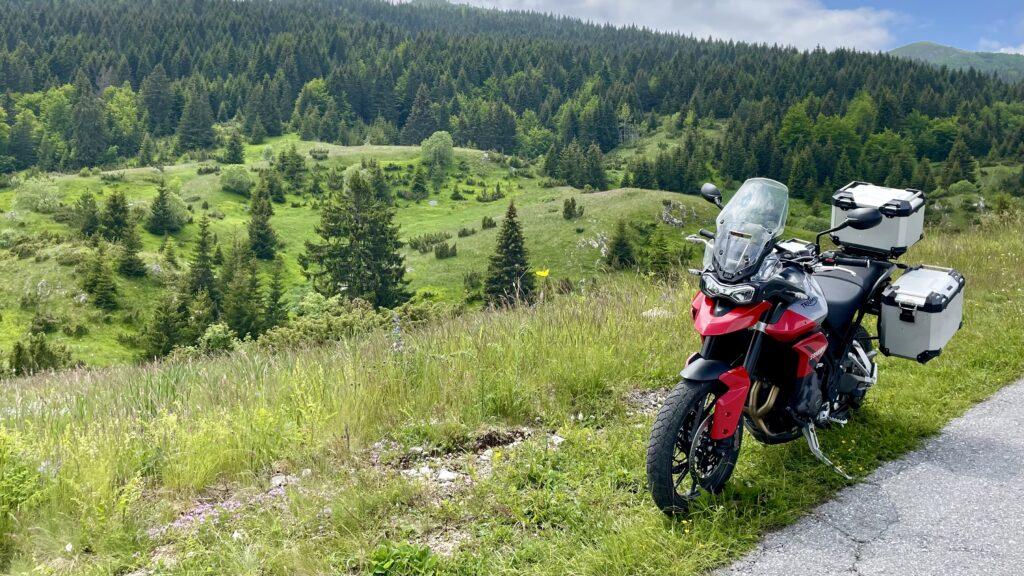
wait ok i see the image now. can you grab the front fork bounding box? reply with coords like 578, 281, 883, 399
706, 307, 772, 441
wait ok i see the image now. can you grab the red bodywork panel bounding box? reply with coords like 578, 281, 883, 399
765, 309, 820, 342
691, 293, 771, 337
793, 332, 829, 377
711, 366, 750, 440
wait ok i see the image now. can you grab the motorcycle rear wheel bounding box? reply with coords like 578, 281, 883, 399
646, 380, 742, 515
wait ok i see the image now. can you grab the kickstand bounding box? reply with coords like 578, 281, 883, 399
802, 424, 853, 480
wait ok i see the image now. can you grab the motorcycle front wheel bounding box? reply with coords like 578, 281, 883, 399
646, 379, 742, 515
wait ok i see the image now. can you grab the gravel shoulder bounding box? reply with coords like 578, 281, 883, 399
718, 379, 1024, 576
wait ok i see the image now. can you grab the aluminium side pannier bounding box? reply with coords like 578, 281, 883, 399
878, 266, 964, 363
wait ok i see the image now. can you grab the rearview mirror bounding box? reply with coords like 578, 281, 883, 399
700, 183, 723, 208
845, 207, 883, 231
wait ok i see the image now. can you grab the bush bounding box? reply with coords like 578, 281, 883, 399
457, 227, 476, 238
0, 229, 21, 249
309, 147, 329, 161
948, 179, 979, 196
220, 166, 253, 196
199, 323, 239, 354
196, 163, 221, 175
562, 197, 584, 220
408, 232, 451, 254
99, 171, 126, 182
481, 215, 497, 229
29, 312, 63, 334
433, 242, 457, 259
14, 179, 62, 214
476, 185, 506, 203
8, 333, 73, 376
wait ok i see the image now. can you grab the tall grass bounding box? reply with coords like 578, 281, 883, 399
2, 212, 1023, 573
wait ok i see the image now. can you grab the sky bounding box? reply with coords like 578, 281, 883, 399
455, 0, 1024, 54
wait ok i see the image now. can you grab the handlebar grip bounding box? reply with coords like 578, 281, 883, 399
833, 256, 869, 267
699, 228, 714, 239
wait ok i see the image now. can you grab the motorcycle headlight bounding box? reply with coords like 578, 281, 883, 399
702, 274, 756, 304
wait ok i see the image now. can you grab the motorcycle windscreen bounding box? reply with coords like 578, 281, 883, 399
713, 178, 789, 280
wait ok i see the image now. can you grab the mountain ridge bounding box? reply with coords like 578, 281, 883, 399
891, 41, 1024, 83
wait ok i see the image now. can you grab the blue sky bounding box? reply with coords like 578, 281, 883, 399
459, 0, 1024, 53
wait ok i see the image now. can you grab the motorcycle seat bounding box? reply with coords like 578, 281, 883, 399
813, 263, 888, 332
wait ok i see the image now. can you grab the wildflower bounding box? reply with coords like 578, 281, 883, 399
535, 268, 550, 278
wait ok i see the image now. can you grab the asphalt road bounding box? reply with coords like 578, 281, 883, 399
718, 380, 1024, 576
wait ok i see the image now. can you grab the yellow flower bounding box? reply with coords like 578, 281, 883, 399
535, 268, 550, 278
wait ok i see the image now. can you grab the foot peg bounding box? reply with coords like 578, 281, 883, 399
802, 424, 852, 480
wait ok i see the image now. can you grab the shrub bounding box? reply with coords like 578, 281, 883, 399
481, 215, 497, 230
0, 229, 21, 249
8, 333, 73, 376
13, 179, 62, 214
408, 232, 452, 254
476, 185, 506, 203
196, 163, 221, 175
199, 323, 239, 354
220, 166, 253, 196
463, 271, 484, 302
29, 312, 63, 334
309, 147, 329, 161
434, 242, 457, 259
562, 197, 584, 220
948, 179, 979, 196
457, 227, 476, 238
99, 171, 126, 182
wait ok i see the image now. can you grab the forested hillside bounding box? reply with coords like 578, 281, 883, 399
892, 41, 1024, 84
1, 0, 1023, 371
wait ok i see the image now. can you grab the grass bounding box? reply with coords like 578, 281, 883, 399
0, 133, 710, 365
0, 210, 1022, 574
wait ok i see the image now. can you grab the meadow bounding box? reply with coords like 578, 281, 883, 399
0, 208, 1021, 574
0, 133, 710, 366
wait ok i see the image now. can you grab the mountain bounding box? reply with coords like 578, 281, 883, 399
891, 41, 1024, 83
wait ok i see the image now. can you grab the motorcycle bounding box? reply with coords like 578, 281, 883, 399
646, 177, 900, 515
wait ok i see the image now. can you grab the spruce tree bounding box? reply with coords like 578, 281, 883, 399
942, 137, 977, 186
584, 143, 608, 190
248, 173, 278, 259
400, 84, 437, 145
137, 133, 157, 166
223, 131, 245, 164
140, 64, 174, 136
181, 289, 216, 345
175, 81, 216, 153
222, 250, 262, 339
117, 223, 147, 277
146, 181, 176, 235
606, 220, 636, 270
411, 166, 429, 200
75, 191, 101, 238
101, 190, 132, 242
301, 171, 409, 308
184, 214, 219, 306
142, 291, 182, 358
70, 72, 108, 168
484, 201, 534, 306
83, 245, 118, 311
263, 259, 288, 331
543, 144, 561, 178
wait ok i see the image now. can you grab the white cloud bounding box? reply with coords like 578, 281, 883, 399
455, 0, 899, 51
978, 38, 1024, 55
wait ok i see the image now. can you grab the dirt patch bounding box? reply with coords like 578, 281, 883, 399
625, 387, 670, 417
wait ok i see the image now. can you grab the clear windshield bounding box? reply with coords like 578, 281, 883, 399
713, 178, 789, 280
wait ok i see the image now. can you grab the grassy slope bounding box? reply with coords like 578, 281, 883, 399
1, 210, 1022, 574
891, 41, 1024, 83
0, 134, 708, 365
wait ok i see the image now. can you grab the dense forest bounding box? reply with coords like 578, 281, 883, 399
1, 0, 1023, 198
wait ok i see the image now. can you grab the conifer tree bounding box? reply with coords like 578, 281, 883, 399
222, 250, 263, 339
484, 201, 534, 306
75, 191, 101, 238
184, 214, 219, 306
584, 143, 608, 190
140, 64, 174, 136
137, 133, 157, 166
411, 166, 429, 200
401, 85, 438, 145
142, 292, 182, 358
942, 137, 977, 186
223, 131, 245, 164
181, 289, 216, 345
542, 144, 561, 178
302, 171, 409, 308
248, 173, 278, 259
117, 223, 147, 277
71, 73, 108, 168
175, 81, 216, 153
146, 181, 177, 234
160, 234, 178, 267
101, 190, 132, 242
82, 245, 118, 310
263, 259, 288, 331
606, 220, 636, 270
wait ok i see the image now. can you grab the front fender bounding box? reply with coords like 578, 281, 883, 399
679, 357, 750, 442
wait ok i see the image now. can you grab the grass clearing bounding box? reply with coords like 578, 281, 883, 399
0, 211, 1022, 574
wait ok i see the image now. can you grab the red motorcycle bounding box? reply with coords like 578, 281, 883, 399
646, 178, 897, 514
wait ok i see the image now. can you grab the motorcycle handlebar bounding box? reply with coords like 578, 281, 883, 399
832, 256, 870, 267
698, 228, 715, 239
